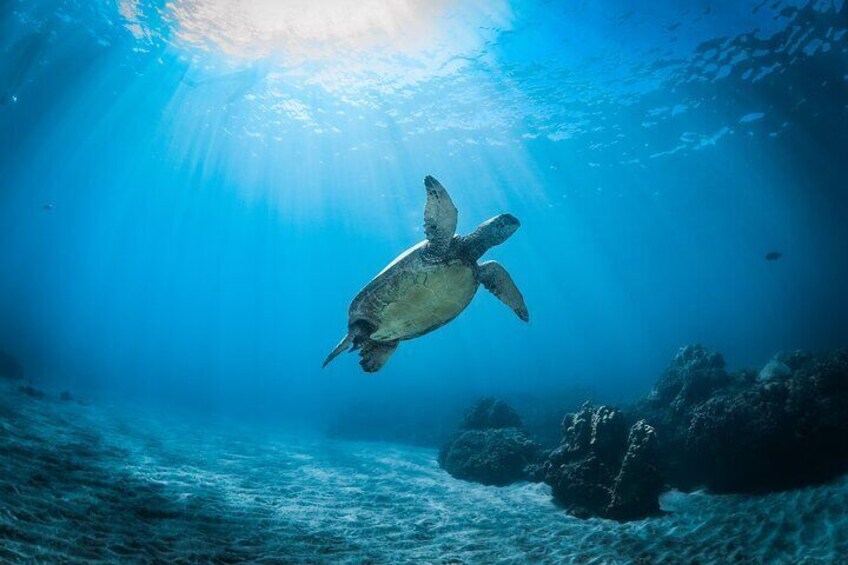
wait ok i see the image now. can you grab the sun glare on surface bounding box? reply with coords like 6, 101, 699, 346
169, 0, 451, 62
156, 0, 511, 90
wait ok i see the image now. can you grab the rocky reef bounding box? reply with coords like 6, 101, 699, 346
634, 346, 848, 493
440, 399, 665, 520
540, 403, 663, 520
440, 346, 848, 521
438, 398, 540, 486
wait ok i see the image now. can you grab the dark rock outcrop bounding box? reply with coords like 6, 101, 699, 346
607, 420, 664, 521
633, 344, 739, 488
440, 346, 848, 520
0, 352, 24, 381
631, 346, 848, 494
541, 402, 663, 520
18, 386, 45, 400
460, 397, 523, 431
439, 398, 540, 486
642, 344, 734, 424
439, 428, 539, 486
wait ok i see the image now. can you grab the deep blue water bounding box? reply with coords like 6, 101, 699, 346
1, 0, 847, 561
3, 0, 846, 421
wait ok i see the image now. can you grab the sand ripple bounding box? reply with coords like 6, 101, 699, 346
1, 384, 847, 564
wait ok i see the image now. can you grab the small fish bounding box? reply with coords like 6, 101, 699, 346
765, 251, 782, 261
42, 202, 54, 211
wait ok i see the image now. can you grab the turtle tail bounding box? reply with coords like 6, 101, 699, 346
322, 333, 353, 368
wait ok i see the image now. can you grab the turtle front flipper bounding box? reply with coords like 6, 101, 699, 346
359, 340, 399, 373
478, 261, 530, 322
423, 176, 458, 257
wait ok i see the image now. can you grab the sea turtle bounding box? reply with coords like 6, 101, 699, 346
323, 175, 529, 373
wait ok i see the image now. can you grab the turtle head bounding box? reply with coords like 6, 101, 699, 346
491, 213, 520, 237
461, 213, 521, 262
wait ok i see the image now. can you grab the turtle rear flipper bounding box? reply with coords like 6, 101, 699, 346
478, 261, 529, 322
359, 340, 399, 373
323, 333, 353, 368
423, 175, 458, 257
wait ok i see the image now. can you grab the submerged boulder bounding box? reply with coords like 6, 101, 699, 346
439, 398, 540, 486
0, 351, 24, 381
18, 385, 45, 399
541, 402, 663, 520
757, 357, 792, 383
461, 397, 523, 431
439, 428, 539, 486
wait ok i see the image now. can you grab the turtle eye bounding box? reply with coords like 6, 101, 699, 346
499, 214, 520, 230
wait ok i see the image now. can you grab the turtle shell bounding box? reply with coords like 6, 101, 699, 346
349, 242, 479, 342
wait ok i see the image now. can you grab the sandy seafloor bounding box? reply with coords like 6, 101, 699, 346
1, 382, 846, 564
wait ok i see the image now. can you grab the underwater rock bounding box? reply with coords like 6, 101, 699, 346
544, 453, 612, 519
541, 403, 664, 521
557, 402, 627, 464
647, 344, 730, 413
684, 349, 848, 493
439, 398, 540, 486
607, 420, 664, 520
460, 397, 524, 431
438, 428, 540, 486
757, 357, 792, 382
0, 352, 24, 381
632, 347, 848, 494
631, 344, 743, 489
17, 385, 45, 400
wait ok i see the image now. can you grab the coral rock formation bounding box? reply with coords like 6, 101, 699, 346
633, 346, 848, 494
541, 402, 663, 520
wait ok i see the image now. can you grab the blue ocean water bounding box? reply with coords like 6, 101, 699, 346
1, 0, 847, 562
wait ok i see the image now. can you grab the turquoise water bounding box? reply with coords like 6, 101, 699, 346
1, 0, 847, 562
